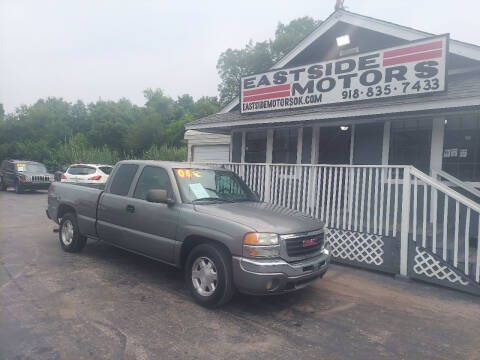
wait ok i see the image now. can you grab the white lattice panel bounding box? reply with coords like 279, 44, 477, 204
329, 229, 384, 265
413, 247, 468, 286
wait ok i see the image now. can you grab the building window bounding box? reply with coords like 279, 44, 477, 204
301, 127, 313, 164
245, 130, 267, 163
443, 113, 480, 181
353, 123, 384, 165
389, 119, 432, 173
318, 126, 351, 164
231, 132, 242, 163
273, 128, 298, 164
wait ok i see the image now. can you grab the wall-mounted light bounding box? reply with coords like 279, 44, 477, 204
336, 34, 351, 47
340, 125, 349, 131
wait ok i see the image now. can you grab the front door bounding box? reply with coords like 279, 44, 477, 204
123, 165, 178, 264
389, 119, 432, 173
97, 163, 140, 248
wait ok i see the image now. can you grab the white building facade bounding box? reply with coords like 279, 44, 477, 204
186, 10, 480, 295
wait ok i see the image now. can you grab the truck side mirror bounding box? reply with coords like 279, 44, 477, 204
146, 189, 175, 205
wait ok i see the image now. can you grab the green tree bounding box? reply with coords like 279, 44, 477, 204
217, 16, 321, 105
0, 90, 220, 167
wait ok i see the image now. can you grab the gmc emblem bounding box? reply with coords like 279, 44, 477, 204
302, 238, 318, 247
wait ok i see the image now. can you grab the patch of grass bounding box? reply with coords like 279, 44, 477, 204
47, 139, 187, 169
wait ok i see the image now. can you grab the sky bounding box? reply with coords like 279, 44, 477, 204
1, 0, 479, 113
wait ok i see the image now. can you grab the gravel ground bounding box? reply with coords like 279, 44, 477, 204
1, 189, 479, 360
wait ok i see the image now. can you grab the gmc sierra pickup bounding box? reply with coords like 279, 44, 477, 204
46, 160, 330, 307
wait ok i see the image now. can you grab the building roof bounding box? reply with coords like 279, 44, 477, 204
186, 71, 480, 132
116, 160, 218, 169
217, 9, 480, 115
184, 130, 230, 143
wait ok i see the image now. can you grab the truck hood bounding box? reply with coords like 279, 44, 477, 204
194, 201, 323, 234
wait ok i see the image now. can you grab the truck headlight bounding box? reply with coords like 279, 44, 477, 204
243, 233, 278, 246
243, 233, 279, 258
244, 246, 280, 258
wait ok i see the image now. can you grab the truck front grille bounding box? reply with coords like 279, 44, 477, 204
31, 175, 50, 182
284, 232, 324, 258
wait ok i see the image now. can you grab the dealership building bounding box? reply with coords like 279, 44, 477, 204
186, 10, 480, 186
185, 9, 480, 294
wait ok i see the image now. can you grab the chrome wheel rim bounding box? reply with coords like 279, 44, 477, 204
61, 220, 74, 246
192, 256, 218, 297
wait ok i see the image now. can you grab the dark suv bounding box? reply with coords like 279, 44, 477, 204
0, 160, 53, 193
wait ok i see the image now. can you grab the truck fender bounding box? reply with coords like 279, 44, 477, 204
175, 225, 237, 268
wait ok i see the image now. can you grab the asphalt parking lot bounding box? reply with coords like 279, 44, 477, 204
1, 190, 480, 360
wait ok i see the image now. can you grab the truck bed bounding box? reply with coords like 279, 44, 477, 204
48, 182, 104, 238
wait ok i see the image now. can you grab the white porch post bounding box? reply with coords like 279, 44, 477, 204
266, 129, 273, 163
311, 125, 320, 164
240, 131, 246, 163
430, 117, 445, 175
296, 127, 303, 164
382, 121, 391, 165
349, 124, 355, 165
400, 166, 411, 277
264, 129, 274, 202
240, 131, 246, 178
229, 130, 235, 162
430, 117, 445, 222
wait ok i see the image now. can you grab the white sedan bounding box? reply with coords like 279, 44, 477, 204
61, 164, 113, 184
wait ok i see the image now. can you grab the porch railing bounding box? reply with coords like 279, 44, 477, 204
409, 167, 480, 283
197, 162, 480, 292
432, 169, 480, 199
209, 163, 405, 235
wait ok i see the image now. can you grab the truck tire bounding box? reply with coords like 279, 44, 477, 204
185, 243, 234, 308
0, 177, 6, 191
15, 181, 23, 194
59, 213, 87, 253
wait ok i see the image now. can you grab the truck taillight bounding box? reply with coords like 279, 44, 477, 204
61, 174, 67, 179
88, 175, 101, 181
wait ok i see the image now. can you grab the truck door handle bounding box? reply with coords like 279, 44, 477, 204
126, 205, 135, 213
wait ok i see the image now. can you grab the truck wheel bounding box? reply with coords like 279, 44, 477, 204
15, 181, 23, 194
59, 213, 87, 253
185, 243, 234, 308
0, 178, 6, 191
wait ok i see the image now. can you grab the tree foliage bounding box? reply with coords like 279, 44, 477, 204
0, 15, 319, 168
217, 16, 321, 104
0, 92, 220, 169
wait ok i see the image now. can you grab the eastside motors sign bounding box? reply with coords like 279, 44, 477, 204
240, 35, 448, 114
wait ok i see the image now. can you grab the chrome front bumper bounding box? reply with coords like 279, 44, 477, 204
232, 246, 331, 295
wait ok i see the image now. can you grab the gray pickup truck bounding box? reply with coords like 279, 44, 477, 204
46, 160, 330, 307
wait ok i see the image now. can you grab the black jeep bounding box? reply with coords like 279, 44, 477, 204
0, 160, 53, 193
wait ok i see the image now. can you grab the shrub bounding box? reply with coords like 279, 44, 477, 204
46, 137, 187, 169
140, 144, 187, 162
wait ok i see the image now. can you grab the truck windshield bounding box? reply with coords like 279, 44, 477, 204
174, 168, 259, 203
17, 163, 47, 173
